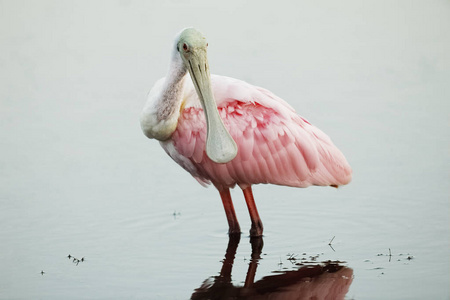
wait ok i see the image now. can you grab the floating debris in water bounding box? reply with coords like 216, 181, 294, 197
67, 254, 85, 266
375, 250, 414, 262
287, 253, 298, 261
173, 211, 181, 219
309, 255, 320, 261
328, 236, 335, 245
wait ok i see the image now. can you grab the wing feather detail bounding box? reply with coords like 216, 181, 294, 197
162, 75, 352, 189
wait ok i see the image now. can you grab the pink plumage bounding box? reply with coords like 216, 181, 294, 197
162, 75, 352, 190
141, 28, 352, 236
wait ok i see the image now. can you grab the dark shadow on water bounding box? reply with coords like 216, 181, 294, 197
191, 235, 353, 300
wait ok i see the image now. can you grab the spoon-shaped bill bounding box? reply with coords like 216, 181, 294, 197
186, 52, 237, 163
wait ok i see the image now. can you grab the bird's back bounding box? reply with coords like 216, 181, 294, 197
161, 75, 352, 190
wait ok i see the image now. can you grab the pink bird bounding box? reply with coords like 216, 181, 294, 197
140, 28, 352, 237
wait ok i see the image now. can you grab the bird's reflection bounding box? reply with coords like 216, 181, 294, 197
191, 235, 353, 300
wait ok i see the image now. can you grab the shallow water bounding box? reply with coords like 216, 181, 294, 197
1, 1, 449, 299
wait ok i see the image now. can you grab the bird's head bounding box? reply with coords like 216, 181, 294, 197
176, 28, 208, 62
174, 28, 237, 164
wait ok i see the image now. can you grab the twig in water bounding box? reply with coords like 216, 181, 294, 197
328, 236, 336, 252
287, 253, 298, 261
328, 236, 335, 245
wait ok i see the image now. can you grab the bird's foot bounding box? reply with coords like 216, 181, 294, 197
249, 221, 263, 237
228, 227, 241, 236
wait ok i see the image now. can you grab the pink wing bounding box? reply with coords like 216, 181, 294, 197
162, 76, 352, 190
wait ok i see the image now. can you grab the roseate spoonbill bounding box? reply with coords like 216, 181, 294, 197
140, 28, 352, 237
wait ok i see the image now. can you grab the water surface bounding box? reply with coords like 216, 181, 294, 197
1, 1, 449, 299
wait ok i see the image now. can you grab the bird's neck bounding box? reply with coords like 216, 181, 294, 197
156, 54, 187, 122
140, 51, 188, 141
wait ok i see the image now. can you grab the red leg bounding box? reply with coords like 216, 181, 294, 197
219, 188, 241, 235
242, 186, 264, 237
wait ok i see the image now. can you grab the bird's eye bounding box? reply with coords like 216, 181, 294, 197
183, 43, 188, 51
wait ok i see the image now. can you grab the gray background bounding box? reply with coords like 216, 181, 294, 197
1, 0, 449, 299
